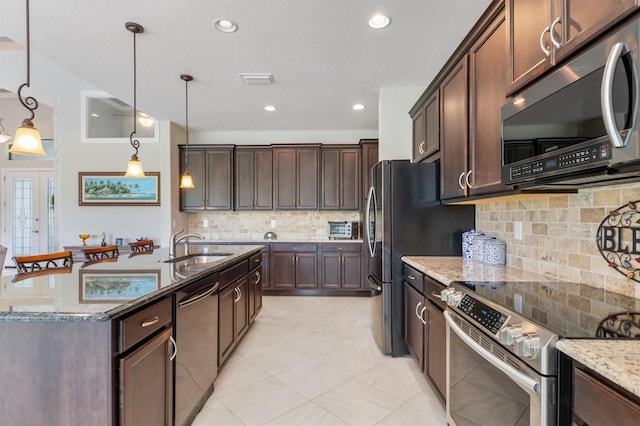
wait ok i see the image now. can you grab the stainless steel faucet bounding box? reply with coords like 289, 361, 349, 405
169, 229, 205, 258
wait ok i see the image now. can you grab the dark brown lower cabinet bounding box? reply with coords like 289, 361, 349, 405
218, 276, 249, 366
320, 252, 362, 289
248, 266, 263, 322
425, 300, 446, 399
403, 263, 447, 405
573, 363, 640, 426
404, 283, 425, 369
271, 252, 318, 289
120, 327, 173, 426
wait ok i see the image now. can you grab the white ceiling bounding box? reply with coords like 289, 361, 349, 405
1, 0, 492, 132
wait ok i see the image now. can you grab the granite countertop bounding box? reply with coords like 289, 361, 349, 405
556, 340, 640, 397
402, 255, 640, 398
0, 244, 263, 322
193, 238, 364, 244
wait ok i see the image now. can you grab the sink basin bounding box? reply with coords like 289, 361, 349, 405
164, 253, 231, 264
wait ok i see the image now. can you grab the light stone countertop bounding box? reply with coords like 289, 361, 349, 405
196, 238, 364, 244
402, 255, 640, 399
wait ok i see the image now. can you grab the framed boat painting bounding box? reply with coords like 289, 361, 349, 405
79, 269, 161, 303
78, 171, 160, 206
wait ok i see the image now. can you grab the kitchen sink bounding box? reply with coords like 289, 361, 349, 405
164, 253, 231, 265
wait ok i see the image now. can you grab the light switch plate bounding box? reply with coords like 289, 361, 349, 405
271, 220, 276, 228
202, 219, 209, 227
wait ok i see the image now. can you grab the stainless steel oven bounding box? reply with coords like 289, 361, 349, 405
443, 282, 557, 426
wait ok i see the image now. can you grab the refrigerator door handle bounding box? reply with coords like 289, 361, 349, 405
367, 274, 382, 292
365, 185, 376, 258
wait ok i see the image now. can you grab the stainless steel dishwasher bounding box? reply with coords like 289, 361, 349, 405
175, 274, 219, 426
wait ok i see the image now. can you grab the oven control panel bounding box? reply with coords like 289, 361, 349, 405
458, 294, 507, 335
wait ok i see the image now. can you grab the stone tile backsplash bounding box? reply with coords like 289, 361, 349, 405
475, 182, 640, 299
188, 211, 361, 241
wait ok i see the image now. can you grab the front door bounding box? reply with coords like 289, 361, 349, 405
2, 170, 55, 262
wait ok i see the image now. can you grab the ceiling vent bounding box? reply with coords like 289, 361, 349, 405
239, 73, 274, 84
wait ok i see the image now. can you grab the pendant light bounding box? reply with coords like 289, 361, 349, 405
124, 22, 145, 177
0, 118, 12, 143
179, 74, 196, 189
9, 0, 45, 157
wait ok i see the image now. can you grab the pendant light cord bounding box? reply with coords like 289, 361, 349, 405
17, 0, 38, 121
184, 76, 190, 173
126, 23, 144, 157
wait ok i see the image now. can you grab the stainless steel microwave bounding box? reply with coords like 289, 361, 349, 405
501, 16, 640, 189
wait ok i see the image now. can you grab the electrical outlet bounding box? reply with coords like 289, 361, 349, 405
514, 221, 523, 241
271, 219, 277, 228
202, 219, 209, 228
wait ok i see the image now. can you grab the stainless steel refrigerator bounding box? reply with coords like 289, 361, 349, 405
365, 160, 474, 356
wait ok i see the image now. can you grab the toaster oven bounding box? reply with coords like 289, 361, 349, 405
328, 221, 359, 239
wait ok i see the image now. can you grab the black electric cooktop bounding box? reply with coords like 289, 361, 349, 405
453, 280, 640, 339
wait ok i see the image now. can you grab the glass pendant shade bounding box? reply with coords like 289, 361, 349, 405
180, 172, 195, 189
0, 132, 12, 143
125, 154, 145, 177
8, 120, 45, 156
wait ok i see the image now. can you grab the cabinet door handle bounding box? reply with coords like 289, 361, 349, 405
255, 271, 261, 285
549, 16, 561, 49
234, 287, 241, 302
431, 292, 442, 299
407, 275, 416, 281
237, 288, 242, 301
465, 170, 473, 189
539, 25, 551, 57
419, 140, 425, 155
458, 172, 465, 190
140, 316, 159, 328
415, 302, 423, 320
420, 306, 427, 325
169, 335, 177, 362
254, 258, 260, 263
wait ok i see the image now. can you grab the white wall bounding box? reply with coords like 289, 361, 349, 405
378, 87, 422, 160
0, 50, 177, 249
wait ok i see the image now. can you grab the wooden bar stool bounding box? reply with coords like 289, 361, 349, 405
128, 240, 154, 256
81, 245, 119, 266
13, 251, 74, 274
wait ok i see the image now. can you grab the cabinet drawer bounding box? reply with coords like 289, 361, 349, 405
271, 243, 318, 252
403, 264, 424, 293
321, 243, 361, 252
424, 275, 446, 309
249, 252, 262, 269
574, 367, 640, 426
119, 297, 172, 353
220, 260, 249, 288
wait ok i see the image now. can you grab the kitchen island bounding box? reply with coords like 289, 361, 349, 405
0, 244, 263, 426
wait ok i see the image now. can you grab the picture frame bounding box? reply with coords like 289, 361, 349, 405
79, 269, 160, 303
114, 238, 123, 247
78, 171, 160, 206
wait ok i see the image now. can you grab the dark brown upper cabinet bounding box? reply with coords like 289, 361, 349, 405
273, 146, 319, 210
468, 10, 512, 195
439, 57, 469, 200
320, 146, 361, 210
507, 0, 638, 95
411, 92, 440, 163
235, 147, 273, 210
179, 145, 234, 211
360, 139, 378, 209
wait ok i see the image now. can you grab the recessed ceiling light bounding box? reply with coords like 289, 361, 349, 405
368, 14, 391, 29
90, 113, 99, 117
214, 19, 238, 33
352, 104, 366, 111
239, 73, 275, 84
264, 105, 277, 112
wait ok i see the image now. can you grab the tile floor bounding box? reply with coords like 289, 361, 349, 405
193, 296, 446, 426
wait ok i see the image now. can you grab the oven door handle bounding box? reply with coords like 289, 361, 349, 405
444, 311, 540, 394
